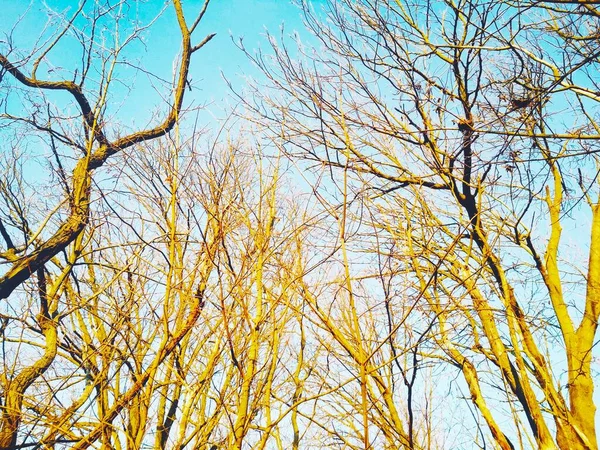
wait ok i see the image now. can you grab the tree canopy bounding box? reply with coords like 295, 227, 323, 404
1, 0, 599, 449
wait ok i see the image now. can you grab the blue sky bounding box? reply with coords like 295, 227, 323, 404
2, 2, 598, 447
1, 0, 314, 133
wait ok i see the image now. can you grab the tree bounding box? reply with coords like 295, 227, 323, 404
240, 0, 600, 448
4, 0, 600, 448
0, 1, 215, 447
0, 3, 338, 447
0, 0, 215, 299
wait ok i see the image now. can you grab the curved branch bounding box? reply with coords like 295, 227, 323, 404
0, 1, 213, 301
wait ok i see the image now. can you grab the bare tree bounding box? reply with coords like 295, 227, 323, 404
4, 0, 600, 448
239, 0, 600, 448
0, 0, 215, 300
0, 1, 216, 447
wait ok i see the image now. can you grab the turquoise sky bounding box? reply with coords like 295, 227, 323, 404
1, 0, 315, 133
